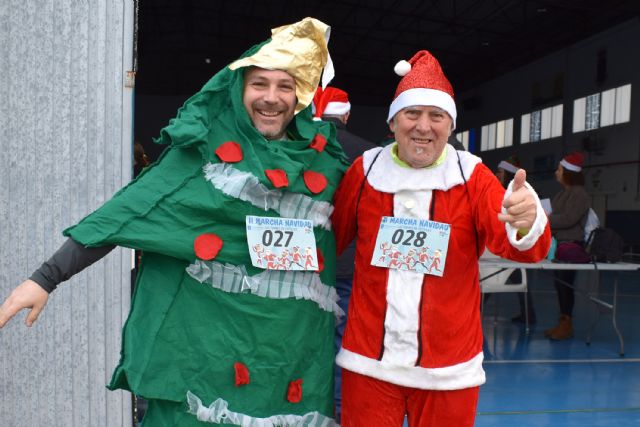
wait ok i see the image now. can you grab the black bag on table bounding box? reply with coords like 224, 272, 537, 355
585, 227, 624, 263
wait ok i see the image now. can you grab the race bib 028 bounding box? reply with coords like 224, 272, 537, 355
370, 216, 451, 277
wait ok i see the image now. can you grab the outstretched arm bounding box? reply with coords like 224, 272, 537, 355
0, 239, 115, 328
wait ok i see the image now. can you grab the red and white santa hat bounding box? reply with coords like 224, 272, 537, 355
312, 86, 351, 118
560, 152, 584, 172
387, 50, 457, 129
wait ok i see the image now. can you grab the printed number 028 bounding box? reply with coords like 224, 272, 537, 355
391, 229, 427, 247
262, 230, 294, 247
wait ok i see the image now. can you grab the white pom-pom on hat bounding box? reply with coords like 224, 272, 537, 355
394, 60, 411, 76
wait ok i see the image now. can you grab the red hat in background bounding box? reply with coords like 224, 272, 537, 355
560, 152, 584, 172
312, 86, 351, 119
387, 50, 457, 128
497, 155, 521, 174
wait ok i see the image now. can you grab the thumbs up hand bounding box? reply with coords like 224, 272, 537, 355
498, 169, 537, 230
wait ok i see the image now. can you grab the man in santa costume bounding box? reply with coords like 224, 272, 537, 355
0, 18, 348, 426
331, 50, 551, 426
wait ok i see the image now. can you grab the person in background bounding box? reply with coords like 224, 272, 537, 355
313, 86, 378, 162
545, 152, 591, 341
133, 141, 150, 177
313, 85, 377, 422
0, 17, 348, 426
495, 155, 536, 324
331, 50, 551, 427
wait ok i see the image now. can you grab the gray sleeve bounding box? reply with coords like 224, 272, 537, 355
29, 238, 116, 293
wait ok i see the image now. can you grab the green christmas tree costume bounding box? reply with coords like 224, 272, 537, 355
64, 40, 348, 426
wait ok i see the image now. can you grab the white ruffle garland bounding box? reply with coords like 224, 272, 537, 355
186, 259, 344, 318
203, 163, 333, 230
186, 391, 339, 426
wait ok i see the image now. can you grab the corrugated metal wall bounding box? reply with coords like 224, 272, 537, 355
0, 1, 134, 426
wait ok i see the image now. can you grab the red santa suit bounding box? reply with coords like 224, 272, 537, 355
331, 143, 551, 424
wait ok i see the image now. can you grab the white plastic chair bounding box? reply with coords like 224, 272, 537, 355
480, 265, 530, 333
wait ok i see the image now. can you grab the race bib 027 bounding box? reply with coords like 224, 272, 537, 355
246, 215, 318, 271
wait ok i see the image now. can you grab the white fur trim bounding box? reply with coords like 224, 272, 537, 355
560, 159, 582, 172
502, 180, 549, 251
394, 60, 411, 76
336, 348, 486, 390
387, 88, 457, 128
362, 145, 481, 193
379, 190, 432, 366
498, 160, 519, 174
323, 101, 350, 116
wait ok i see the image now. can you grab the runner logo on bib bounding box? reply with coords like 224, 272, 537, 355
371, 216, 451, 277
246, 215, 318, 271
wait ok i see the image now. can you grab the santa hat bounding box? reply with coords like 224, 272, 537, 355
497, 155, 521, 174
560, 152, 584, 172
387, 50, 457, 129
313, 86, 351, 118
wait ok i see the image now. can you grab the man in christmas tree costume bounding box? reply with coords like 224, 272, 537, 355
331, 50, 551, 426
0, 17, 348, 426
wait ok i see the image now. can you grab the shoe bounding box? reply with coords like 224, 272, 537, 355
511, 314, 536, 325
548, 315, 573, 340
544, 316, 562, 337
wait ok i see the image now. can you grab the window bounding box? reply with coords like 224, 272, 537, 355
480, 118, 513, 152
521, 104, 562, 143
572, 84, 631, 133
455, 130, 470, 151
615, 84, 631, 123
585, 93, 600, 130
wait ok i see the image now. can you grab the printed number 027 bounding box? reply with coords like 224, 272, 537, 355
262, 230, 294, 247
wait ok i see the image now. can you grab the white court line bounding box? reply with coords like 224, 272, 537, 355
484, 358, 640, 364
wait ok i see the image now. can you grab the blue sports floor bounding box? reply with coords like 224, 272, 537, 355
476, 268, 640, 427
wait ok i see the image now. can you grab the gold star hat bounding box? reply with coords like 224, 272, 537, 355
229, 17, 334, 114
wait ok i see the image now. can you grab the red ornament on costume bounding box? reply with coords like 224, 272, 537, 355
215, 141, 243, 163
265, 169, 289, 188
316, 249, 324, 272
194, 233, 223, 260
309, 134, 327, 152
287, 379, 303, 403
303, 170, 328, 194
234, 362, 250, 386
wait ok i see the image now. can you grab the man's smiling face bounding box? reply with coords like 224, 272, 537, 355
390, 105, 453, 168
243, 67, 297, 140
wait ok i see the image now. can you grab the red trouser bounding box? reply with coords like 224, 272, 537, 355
341, 369, 479, 427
